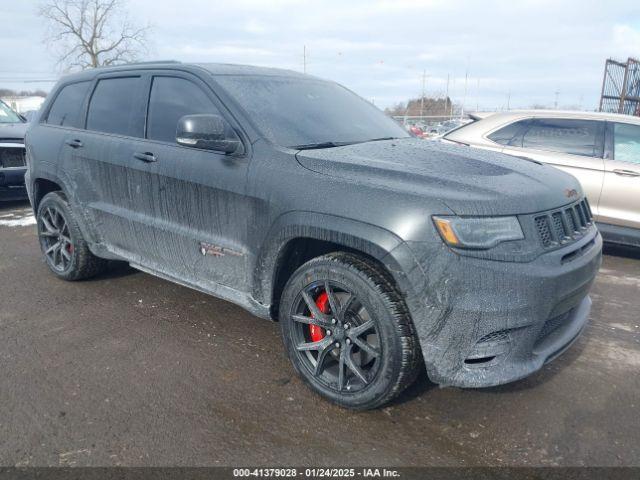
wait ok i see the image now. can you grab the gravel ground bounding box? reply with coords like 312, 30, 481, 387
0, 200, 638, 467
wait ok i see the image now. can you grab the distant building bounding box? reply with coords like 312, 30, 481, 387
385, 96, 455, 118
1, 95, 46, 114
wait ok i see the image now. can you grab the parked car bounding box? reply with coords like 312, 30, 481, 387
444, 110, 640, 247
0, 99, 28, 200
26, 63, 601, 409
407, 124, 426, 137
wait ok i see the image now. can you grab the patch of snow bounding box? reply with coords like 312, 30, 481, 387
0, 215, 36, 227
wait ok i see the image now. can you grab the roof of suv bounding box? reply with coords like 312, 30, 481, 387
55, 61, 309, 85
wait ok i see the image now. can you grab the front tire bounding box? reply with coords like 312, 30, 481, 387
279, 252, 422, 410
37, 191, 107, 281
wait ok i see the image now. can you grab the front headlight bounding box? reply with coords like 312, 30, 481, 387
433, 216, 524, 249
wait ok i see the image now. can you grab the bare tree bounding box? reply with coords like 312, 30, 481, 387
38, 0, 150, 69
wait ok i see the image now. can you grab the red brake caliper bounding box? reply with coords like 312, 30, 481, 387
310, 291, 329, 342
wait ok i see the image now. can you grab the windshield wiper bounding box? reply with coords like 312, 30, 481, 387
292, 141, 356, 150
292, 137, 404, 150
364, 137, 400, 142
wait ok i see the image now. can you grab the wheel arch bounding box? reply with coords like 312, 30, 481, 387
252, 212, 427, 320
30, 172, 109, 260
32, 174, 66, 212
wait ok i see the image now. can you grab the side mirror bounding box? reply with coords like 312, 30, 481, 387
176, 114, 242, 154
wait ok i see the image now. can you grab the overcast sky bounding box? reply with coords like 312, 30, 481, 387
1, 0, 639, 110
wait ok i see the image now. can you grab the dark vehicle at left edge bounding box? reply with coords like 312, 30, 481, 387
0, 99, 28, 200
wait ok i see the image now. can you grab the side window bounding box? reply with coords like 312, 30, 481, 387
147, 77, 222, 143
86, 77, 144, 137
613, 123, 640, 165
45, 81, 91, 128
487, 120, 530, 146
521, 118, 603, 157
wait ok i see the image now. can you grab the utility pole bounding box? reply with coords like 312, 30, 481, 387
303, 45, 307, 74
461, 70, 468, 119
420, 69, 427, 118
446, 74, 451, 118
554, 90, 560, 109
506, 90, 511, 110
461, 57, 470, 119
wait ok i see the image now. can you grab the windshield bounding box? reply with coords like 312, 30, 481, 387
214, 75, 409, 148
0, 101, 23, 124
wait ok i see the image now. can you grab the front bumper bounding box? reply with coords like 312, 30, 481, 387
404, 227, 602, 388
0, 167, 28, 200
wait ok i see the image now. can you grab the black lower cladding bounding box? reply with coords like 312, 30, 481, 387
596, 222, 640, 248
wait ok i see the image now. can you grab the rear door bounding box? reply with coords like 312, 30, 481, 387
500, 118, 605, 215
599, 122, 640, 229
75, 74, 147, 254
32, 80, 92, 198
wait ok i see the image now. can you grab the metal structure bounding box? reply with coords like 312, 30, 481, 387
599, 57, 640, 116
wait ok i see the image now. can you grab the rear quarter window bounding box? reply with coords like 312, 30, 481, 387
487, 120, 531, 146
45, 81, 91, 128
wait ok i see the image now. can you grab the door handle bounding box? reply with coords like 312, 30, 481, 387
613, 169, 640, 177
65, 139, 83, 149
133, 152, 157, 163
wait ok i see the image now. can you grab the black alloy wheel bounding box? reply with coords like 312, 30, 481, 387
280, 252, 422, 410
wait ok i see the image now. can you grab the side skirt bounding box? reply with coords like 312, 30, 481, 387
597, 222, 640, 248
131, 262, 273, 320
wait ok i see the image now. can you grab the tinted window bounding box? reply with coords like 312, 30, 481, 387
214, 75, 409, 148
45, 81, 91, 128
86, 77, 143, 137
613, 123, 640, 165
488, 120, 530, 146
147, 77, 221, 143
521, 118, 602, 157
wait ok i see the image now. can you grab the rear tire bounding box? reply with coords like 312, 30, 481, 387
279, 252, 422, 410
36, 191, 107, 281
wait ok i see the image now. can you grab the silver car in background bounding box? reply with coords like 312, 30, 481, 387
444, 110, 640, 247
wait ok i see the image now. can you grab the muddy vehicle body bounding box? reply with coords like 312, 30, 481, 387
26, 62, 602, 409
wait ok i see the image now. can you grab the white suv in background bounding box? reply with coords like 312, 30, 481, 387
444, 110, 640, 247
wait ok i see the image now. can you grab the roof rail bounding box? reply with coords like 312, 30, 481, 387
120, 60, 181, 66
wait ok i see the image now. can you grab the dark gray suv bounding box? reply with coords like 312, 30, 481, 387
26, 62, 602, 409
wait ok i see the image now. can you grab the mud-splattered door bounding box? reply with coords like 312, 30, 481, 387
124, 75, 254, 291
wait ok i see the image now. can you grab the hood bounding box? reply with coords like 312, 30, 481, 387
296, 138, 582, 216
0, 122, 27, 142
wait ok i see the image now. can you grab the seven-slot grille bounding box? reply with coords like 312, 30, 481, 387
534, 199, 593, 248
0, 146, 26, 168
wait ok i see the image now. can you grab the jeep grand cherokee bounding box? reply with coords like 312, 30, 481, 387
25, 62, 602, 409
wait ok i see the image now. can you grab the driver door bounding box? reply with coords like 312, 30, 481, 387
126, 72, 254, 291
